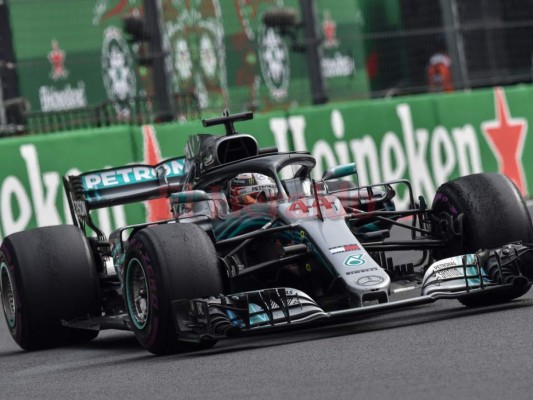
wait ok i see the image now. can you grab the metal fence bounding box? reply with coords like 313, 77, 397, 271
361, 0, 533, 98
0, 92, 200, 136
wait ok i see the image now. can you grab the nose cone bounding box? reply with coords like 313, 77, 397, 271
342, 268, 391, 305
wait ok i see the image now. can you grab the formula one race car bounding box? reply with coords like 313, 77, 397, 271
1, 111, 533, 354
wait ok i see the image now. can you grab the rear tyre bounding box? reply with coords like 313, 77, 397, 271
431, 173, 533, 306
0, 226, 100, 350
123, 223, 223, 355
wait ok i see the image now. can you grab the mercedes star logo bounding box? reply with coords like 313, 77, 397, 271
357, 275, 384, 286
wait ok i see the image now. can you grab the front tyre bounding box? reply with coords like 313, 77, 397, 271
432, 173, 533, 306
124, 223, 223, 355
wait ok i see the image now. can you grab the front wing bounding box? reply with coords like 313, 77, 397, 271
173, 283, 531, 342
173, 243, 532, 342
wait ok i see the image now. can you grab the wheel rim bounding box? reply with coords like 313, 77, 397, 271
0, 261, 16, 329
125, 258, 150, 330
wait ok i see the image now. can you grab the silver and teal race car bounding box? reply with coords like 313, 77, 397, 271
1, 111, 532, 354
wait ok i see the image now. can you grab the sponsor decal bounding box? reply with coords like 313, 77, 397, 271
81, 160, 184, 190
251, 185, 277, 192
199, 34, 218, 79
344, 254, 365, 267
322, 53, 355, 79
269, 106, 484, 210
233, 178, 255, 186
39, 39, 88, 112
48, 39, 68, 80
83, 167, 157, 190
258, 25, 290, 101
435, 268, 463, 280
156, 159, 185, 178
165, 0, 228, 110
101, 27, 137, 117
481, 87, 528, 195
232, 0, 284, 106
432, 254, 477, 281
322, 10, 338, 49
174, 38, 193, 81
39, 83, 87, 112
356, 275, 383, 286
269, 87, 530, 206
320, 10, 355, 79
329, 244, 360, 254
346, 267, 378, 275
432, 261, 457, 271
432, 254, 475, 271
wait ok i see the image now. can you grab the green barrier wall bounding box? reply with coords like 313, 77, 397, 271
0, 126, 136, 239
0, 86, 531, 237
267, 86, 532, 209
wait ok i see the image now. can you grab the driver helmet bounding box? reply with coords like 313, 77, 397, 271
229, 173, 278, 210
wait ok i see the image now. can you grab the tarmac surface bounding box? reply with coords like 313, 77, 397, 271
1, 207, 533, 400
1, 293, 532, 400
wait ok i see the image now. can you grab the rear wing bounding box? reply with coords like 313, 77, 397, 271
65, 157, 188, 236
66, 157, 187, 210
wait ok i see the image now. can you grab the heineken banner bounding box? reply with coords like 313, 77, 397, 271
8, 0, 142, 115
8, 0, 368, 113
265, 87, 523, 210
206, 0, 368, 109
0, 86, 531, 237
0, 126, 136, 240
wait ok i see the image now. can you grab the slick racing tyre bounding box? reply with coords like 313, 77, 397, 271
431, 173, 533, 306
124, 223, 223, 355
0, 225, 101, 350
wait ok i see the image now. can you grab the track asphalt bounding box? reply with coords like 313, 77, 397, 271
2, 206, 533, 399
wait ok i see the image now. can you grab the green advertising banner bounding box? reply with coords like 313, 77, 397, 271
8, 0, 144, 115
0, 85, 531, 237
0, 126, 137, 240
8, 0, 369, 114
161, 0, 369, 109
265, 86, 532, 210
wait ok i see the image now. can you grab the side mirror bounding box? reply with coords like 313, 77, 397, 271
170, 190, 212, 216
321, 163, 357, 181
170, 190, 210, 204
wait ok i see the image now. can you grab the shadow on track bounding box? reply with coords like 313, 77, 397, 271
76, 297, 532, 365
183, 298, 532, 359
